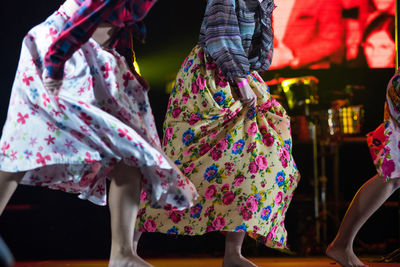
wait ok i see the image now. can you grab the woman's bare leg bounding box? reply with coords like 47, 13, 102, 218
326, 174, 400, 267
0, 171, 25, 215
108, 164, 152, 267
223, 232, 258, 267
0, 171, 24, 267
0, 235, 14, 267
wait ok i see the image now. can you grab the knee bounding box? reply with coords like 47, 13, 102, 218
390, 178, 400, 190
111, 162, 141, 184
0, 171, 24, 183
111, 161, 131, 178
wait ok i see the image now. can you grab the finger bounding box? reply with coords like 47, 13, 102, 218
243, 98, 255, 108
250, 99, 256, 108
241, 98, 251, 105
251, 96, 257, 107
241, 100, 249, 106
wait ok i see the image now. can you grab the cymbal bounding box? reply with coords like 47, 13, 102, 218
265, 76, 319, 86
281, 76, 319, 85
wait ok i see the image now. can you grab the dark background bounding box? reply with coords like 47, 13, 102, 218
0, 0, 398, 261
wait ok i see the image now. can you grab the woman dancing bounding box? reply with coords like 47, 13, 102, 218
136, 0, 299, 266
0, 0, 197, 266
327, 69, 400, 267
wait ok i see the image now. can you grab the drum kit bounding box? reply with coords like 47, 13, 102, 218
267, 75, 364, 142
266, 75, 365, 248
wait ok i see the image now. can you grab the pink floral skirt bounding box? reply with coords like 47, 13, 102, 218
136, 45, 299, 250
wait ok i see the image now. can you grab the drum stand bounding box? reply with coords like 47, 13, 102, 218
309, 121, 321, 245
307, 106, 330, 249
317, 139, 341, 247
310, 125, 330, 248
308, 110, 339, 249
278, 75, 332, 250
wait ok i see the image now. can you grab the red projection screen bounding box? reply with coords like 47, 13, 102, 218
269, 0, 396, 70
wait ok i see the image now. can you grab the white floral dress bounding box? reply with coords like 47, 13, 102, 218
0, 8, 197, 209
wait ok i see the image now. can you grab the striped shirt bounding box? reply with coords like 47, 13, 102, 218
199, 0, 275, 81
44, 0, 156, 79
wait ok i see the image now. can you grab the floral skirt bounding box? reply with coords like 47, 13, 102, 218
367, 69, 400, 180
0, 8, 197, 209
136, 45, 299, 250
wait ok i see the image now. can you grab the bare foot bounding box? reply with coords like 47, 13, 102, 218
326, 243, 368, 267
109, 255, 153, 267
222, 254, 258, 267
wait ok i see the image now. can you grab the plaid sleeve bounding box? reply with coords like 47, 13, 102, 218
44, 0, 157, 80
200, 0, 251, 82
44, 0, 121, 80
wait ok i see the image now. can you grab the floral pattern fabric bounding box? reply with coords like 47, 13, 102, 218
0, 8, 197, 210
136, 45, 299, 249
367, 69, 400, 181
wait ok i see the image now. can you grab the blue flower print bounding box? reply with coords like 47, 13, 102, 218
284, 139, 292, 151
384, 121, 390, 129
30, 88, 39, 99
167, 226, 179, 234
190, 203, 203, 218
171, 84, 177, 94
184, 59, 194, 72
196, 112, 204, 119
232, 139, 245, 154
182, 129, 195, 146
71, 104, 82, 111
24, 150, 33, 159
213, 91, 226, 105
261, 206, 272, 220
55, 122, 66, 130
246, 107, 256, 120
138, 101, 148, 112
211, 115, 219, 121
276, 171, 286, 187
235, 224, 247, 232
44, 19, 54, 26
204, 164, 218, 181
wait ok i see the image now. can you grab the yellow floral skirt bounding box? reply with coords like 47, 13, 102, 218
136, 45, 300, 249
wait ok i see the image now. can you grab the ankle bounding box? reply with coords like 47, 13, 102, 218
110, 244, 133, 257
329, 240, 352, 252
132, 244, 139, 256
224, 249, 242, 258
132, 250, 140, 257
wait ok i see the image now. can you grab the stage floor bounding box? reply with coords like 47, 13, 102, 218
14, 257, 400, 267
